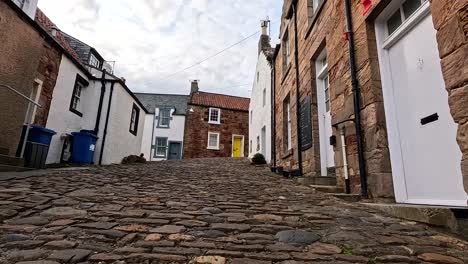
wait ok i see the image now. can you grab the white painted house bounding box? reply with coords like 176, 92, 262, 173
136, 93, 189, 161
248, 21, 274, 162
42, 26, 147, 165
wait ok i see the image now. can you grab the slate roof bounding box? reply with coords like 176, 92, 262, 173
190, 92, 250, 112
134, 93, 190, 115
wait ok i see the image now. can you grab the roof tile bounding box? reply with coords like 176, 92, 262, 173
190, 92, 250, 111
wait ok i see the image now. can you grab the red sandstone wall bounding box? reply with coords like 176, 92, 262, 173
183, 105, 249, 159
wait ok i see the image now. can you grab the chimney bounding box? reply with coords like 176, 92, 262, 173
258, 20, 271, 55
121, 77, 126, 84
190, 80, 199, 94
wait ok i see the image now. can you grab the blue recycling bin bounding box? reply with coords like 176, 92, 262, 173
71, 132, 98, 164
28, 126, 56, 145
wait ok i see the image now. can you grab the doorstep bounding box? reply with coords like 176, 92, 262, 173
360, 202, 463, 233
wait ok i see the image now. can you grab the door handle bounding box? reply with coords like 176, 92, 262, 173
421, 113, 439, 125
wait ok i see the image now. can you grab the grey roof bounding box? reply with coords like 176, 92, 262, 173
134, 93, 190, 115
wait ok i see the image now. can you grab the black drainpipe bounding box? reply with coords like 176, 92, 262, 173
292, 2, 303, 176
344, 0, 368, 198
99, 81, 115, 165
270, 58, 277, 168
94, 69, 107, 134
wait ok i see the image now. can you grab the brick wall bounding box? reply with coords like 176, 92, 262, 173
0, 1, 60, 155
274, 0, 468, 198
183, 105, 249, 159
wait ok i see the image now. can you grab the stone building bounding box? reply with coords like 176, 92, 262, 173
184, 81, 250, 159
0, 0, 61, 163
248, 21, 275, 162
273, 0, 468, 206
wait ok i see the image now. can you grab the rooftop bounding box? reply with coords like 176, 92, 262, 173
134, 93, 190, 115
190, 91, 250, 112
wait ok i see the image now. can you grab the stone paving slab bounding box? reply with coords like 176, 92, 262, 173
0, 158, 467, 264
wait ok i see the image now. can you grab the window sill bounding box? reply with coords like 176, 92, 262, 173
305, 0, 327, 40
207, 147, 220, 151
281, 64, 292, 85
208, 121, 221, 125
154, 156, 166, 159
129, 130, 137, 136
69, 108, 83, 117
281, 149, 293, 159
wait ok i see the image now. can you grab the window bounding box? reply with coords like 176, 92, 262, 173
283, 96, 292, 151
256, 136, 260, 151
209, 108, 221, 124
316, 51, 330, 112
207, 132, 220, 150
257, 72, 259, 83
312, 0, 324, 10
89, 53, 101, 68
129, 104, 140, 135
386, 0, 427, 35
250, 140, 252, 153
158, 108, 171, 128
250, 110, 253, 124
69, 74, 88, 117
262, 89, 267, 107
25, 79, 43, 124
155, 137, 168, 158
282, 29, 291, 72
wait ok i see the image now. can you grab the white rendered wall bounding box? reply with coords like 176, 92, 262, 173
140, 114, 154, 159
151, 111, 185, 161
99, 83, 145, 165
46, 55, 99, 164
249, 52, 272, 162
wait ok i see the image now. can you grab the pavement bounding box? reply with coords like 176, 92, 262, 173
0, 158, 467, 264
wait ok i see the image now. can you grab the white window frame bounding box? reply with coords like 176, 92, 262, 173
283, 30, 291, 68
316, 52, 330, 113
158, 108, 171, 128
25, 79, 43, 124
89, 53, 100, 68
208, 108, 221, 124
313, 0, 323, 10
155, 137, 168, 158
207, 132, 220, 150
384, 0, 428, 39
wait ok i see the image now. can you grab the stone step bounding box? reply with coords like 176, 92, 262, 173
295, 176, 337, 186
0, 147, 9, 155
309, 185, 344, 194
0, 154, 24, 167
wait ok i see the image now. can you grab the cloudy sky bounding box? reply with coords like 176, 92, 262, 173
38, 0, 282, 97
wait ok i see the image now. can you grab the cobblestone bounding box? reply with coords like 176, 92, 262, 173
0, 158, 467, 263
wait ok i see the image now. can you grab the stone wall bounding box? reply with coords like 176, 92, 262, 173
0, 1, 60, 155
274, 0, 468, 198
431, 0, 468, 193
184, 105, 249, 159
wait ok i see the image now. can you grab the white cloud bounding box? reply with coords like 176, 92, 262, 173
38, 0, 282, 97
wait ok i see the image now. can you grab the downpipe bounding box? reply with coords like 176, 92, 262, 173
344, 0, 369, 198
292, 2, 303, 176
340, 127, 351, 194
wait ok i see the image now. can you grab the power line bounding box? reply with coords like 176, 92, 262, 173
156, 19, 279, 82
156, 31, 260, 81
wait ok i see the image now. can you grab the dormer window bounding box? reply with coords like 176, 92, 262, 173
89, 54, 101, 68
208, 108, 221, 124
158, 108, 171, 128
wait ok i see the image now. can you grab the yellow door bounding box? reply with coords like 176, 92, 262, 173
233, 137, 242, 158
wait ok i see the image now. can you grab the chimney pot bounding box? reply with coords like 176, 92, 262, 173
261, 20, 268, 36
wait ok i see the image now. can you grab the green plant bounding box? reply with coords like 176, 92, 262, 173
251, 153, 267, 165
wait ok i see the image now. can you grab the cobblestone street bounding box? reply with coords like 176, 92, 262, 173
0, 158, 467, 264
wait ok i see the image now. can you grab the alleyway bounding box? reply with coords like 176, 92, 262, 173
0, 158, 467, 264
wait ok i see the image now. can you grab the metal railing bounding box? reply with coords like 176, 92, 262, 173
0, 83, 42, 158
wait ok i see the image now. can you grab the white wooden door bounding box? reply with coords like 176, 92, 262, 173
316, 53, 335, 176
377, 2, 467, 206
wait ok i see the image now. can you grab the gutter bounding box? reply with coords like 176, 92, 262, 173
98, 81, 116, 165
344, 0, 369, 198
